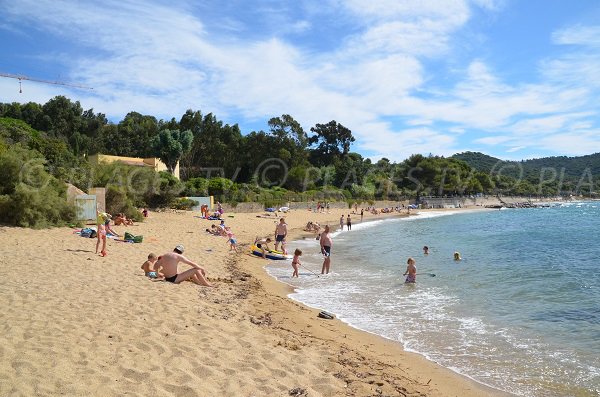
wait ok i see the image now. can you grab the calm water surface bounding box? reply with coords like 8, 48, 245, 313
266, 202, 600, 396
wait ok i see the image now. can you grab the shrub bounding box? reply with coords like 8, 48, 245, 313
0, 145, 77, 228
171, 198, 198, 210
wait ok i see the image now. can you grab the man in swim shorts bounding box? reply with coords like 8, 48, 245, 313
274, 218, 288, 253
319, 225, 333, 274
153, 245, 213, 287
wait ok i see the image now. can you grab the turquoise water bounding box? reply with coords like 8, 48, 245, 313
266, 202, 600, 396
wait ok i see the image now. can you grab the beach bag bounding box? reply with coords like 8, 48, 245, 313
124, 231, 143, 243
80, 228, 93, 238
89, 229, 97, 238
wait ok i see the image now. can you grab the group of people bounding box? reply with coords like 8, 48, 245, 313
95, 208, 147, 257
205, 220, 238, 252
141, 245, 214, 287
339, 214, 352, 231
134, 205, 471, 288
254, 218, 289, 258
403, 246, 463, 284
114, 213, 134, 226
304, 221, 321, 233
253, 218, 333, 277
313, 202, 330, 213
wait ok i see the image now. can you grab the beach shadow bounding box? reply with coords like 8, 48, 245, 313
66, 249, 94, 253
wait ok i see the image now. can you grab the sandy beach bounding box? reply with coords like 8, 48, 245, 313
0, 206, 507, 396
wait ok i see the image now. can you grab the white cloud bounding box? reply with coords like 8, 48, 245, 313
506, 146, 525, 153
509, 112, 593, 135
2, 1, 600, 161
538, 131, 600, 155
552, 25, 600, 47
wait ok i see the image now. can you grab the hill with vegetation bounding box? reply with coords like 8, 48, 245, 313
452, 151, 600, 178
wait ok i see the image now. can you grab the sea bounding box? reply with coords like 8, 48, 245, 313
266, 202, 600, 397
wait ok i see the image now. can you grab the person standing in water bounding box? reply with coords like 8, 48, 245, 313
320, 225, 333, 274
404, 257, 417, 283
360, 209, 364, 222
274, 217, 288, 254
346, 214, 352, 230
339, 215, 344, 231
423, 246, 429, 255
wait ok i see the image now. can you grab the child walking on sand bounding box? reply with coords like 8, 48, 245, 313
404, 257, 417, 283
225, 227, 238, 253
291, 248, 302, 278
141, 253, 163, 279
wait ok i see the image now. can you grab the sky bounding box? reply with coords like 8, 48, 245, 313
1, 0, 600, 162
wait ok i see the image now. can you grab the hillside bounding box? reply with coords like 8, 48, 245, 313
452, 151, 600, 179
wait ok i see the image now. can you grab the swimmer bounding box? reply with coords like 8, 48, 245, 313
423, 246, 429, 255
454, 251, 462, 261
403, 257, 416, 283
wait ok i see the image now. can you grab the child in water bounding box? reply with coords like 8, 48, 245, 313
291, 248, 302, 278
403, 257, 417, 283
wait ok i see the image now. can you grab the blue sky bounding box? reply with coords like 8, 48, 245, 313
2, 0, 600, 162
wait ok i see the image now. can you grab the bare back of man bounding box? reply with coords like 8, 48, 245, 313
154, 249, 213, 287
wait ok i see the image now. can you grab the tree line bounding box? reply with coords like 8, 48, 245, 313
0, 96, 598, 227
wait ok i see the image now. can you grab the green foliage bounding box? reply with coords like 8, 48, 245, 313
4, 95, 599, 210
208, 177, 234, 197
171, 197, 198, 210
152, 129, 193, 174
184, 177, 209, 196
308, 120, 355, 166
143, 171, 184, 208
0, 145, 77, 227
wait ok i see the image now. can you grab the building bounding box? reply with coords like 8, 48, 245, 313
88, 154, 180, 179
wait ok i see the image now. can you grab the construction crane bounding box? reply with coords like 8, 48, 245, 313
0, 72, 94, 93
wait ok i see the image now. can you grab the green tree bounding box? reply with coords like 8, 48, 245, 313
117, 112, 159, 157
308, 120, 355, 166
152, 129, 193, 174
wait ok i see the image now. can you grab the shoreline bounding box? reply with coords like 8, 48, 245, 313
259, 206, 511, 396
0, 205, 511, 396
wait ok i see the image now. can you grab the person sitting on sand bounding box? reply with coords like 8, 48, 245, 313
254, 237, 272, 259
304, 221, 314, 231
205, 225, 221, 236
141, 253, 163, 279
142, 208, 149, 218
404, 257, 417, 283
153, 245, 213, 287
114, 213, 133, 226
